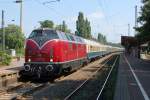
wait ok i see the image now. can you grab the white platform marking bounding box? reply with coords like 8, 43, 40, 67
124, 56, 150, 100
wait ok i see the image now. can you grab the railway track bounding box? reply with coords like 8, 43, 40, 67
0, 54, 119, 100
0, 82, 48, 100
31, 54, 118, 100
23, 55, 113, 100
64, 55, 119, 100
0, 67, 77, 100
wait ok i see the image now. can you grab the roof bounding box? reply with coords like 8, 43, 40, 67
121, 36, 138, 47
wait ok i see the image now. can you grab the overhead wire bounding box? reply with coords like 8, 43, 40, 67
96, 0, 113, 37
34, 0, 65, 19
97, 0, 129, 39
97, 0, 110, 25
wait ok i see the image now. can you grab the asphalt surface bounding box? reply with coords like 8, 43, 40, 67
114, 54, 150, 100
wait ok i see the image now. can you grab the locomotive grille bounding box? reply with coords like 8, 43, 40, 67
25, 63, 50, 73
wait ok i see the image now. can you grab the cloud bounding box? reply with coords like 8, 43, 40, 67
63, 11, 105, 35
63, 16, 77, 24
65, 11, 104, 24
87, 11, 104, 21
71, 16, 77, 22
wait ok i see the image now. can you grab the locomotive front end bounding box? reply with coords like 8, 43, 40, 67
19, 29, 61, 79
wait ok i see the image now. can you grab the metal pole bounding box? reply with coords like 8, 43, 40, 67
15, 0, 23, 33
1, 11, 2, 51
2, 10, 5, 51
128, 24, 130, 36
20, 0, 23, 33
135, 5, 138, 32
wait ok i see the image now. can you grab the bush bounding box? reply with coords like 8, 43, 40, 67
16, 48, 25, 57
0, 51, 12, 65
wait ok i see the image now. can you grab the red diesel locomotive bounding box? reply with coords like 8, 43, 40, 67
20, 28, 87, 78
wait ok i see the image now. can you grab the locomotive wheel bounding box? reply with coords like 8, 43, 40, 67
18, 70, 30, 82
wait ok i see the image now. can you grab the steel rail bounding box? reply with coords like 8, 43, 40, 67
0, 82, 29, 100
16, 82, 48, 99
64, 56, 113, 100
0, 82, 48, 100
96, 55, 119, 100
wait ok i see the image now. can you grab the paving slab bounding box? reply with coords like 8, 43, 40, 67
114, 54, 150, 100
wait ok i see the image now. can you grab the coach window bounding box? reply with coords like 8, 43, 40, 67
78, 38, 83, 43
90, 46, 92, 51
77, 37, 81, 43
74, 36, 78, 42
88, 45, 90, 52
61, 32, 68, 40
65, 34, 71, 41
69, 35, 75, 41
57, 32, 66, 40
76, 37, 80, 43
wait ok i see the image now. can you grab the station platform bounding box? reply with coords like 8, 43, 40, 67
0, 58, 24, 71
0, 58, 24, 89
114, 54, 150, 100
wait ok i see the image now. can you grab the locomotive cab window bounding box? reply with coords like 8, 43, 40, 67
28, 30, 59, 40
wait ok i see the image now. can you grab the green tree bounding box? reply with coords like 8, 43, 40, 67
62, 20, 70, 33
76, 12, 91, 39
85, 18, 91, 39
55, 24, 62, 31
135, 0, 150, 42
39, 20, 54, 28
55, 20, 70, 33
97, 33, 107, 44
76, 12, 85, 37
0, 24, 25, 53
62, 21, 66, 32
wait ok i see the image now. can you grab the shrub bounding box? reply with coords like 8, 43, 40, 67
0, 51, 12, 65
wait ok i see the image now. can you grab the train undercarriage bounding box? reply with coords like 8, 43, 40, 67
19, 58, 87, 79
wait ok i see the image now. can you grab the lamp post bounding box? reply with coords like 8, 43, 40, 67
14, 0, 23, 33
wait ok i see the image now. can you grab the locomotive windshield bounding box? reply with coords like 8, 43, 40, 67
28, 30, 59, 40
28, 29, 59, 47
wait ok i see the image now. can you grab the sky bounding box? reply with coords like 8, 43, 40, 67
0, 0, 142, 43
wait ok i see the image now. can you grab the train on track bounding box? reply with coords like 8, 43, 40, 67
19, 28, 122, 78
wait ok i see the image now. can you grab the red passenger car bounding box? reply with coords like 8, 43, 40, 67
20, 28, 87, 78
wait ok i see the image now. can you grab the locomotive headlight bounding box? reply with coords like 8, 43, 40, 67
46, 65, 53, 72
28, 58, 31, 62
24, 65, 30, 71
50, 58, 53, 62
